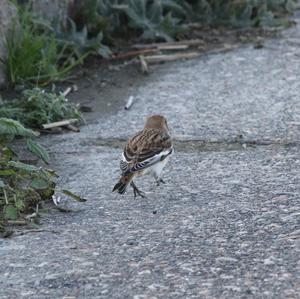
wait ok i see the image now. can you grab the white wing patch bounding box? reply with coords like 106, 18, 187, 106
123, 148, 173, 175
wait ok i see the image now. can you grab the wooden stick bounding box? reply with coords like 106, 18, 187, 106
157, 44, 189, 51
133, 39, 205, 49
144, 52, 201, 64
62, 87, 72, 96
139, 55, 149, 74
42, 119, 78, 129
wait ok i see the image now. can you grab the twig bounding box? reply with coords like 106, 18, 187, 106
144, 52, 201, 64
62, 87, 72, 97
3, 189, 8, 205
157, 44, 189, 50
124, 96, 135, 110
133, 39, 205, 49
42, 119, 78, 129
61, 84, 78, 96
25, 212, 37, 220
25, 204, 39, 220
139, 55, 149, 74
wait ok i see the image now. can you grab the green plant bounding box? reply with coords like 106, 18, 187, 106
0, 119, 52, 224
4, 0, 296, 87
112, 0, 184, 41
74, 0, 298, 44
0, 118, 86, 233
0, 89, 83, 232
54, 18, 111, 59
0, 118, 49, 163
172, 0, 298, 27
0, 88, 82, 128
3, 4, 86, 86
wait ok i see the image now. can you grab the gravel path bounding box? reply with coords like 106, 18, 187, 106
1, 18, 300, 299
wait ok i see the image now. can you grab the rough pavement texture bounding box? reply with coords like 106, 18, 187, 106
1, 19, 300, 299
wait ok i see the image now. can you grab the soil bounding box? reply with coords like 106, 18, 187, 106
55, 26, 282, 122
0, 25, 283, 125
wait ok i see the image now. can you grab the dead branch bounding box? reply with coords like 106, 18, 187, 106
111, 48, 158, 60
42, 119, 78, 129
133, 39, 205, 49
62, 87, 72, 97
144, 52, 201, 64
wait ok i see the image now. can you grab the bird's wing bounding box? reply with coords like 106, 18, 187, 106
124, 148, 173, 174
121, 129, 173, 175
119, 159, 129, 173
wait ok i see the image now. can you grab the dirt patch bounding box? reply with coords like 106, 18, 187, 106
58, 62, 147, 122
0, 26, 282, 124
58, 26, 282, 121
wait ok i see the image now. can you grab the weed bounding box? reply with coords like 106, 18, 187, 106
54, 18, 111, 59
2, 0, 297, 88
113, 0, 184, 41
0, 88, 83, 233
84, 0, 299, 42
0, 119, 52, 226
0, 118, 86, 234
181, 0, 298, 27
3, 4, 86, 87
0, 88, 82, 128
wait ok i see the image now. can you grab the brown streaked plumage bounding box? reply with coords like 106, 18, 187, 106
113, 115, 173, 198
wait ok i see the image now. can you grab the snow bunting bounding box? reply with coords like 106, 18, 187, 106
113, 115, 173, 198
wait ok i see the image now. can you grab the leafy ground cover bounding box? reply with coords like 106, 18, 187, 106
0, 90, 84, 235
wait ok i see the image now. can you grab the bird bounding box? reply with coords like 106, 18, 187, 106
112, 115, 173, 198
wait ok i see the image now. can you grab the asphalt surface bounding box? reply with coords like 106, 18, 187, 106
1, 19, 300, 299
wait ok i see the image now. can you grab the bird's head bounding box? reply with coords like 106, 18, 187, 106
145, 115, 169, 132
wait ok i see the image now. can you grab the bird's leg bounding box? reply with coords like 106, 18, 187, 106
130, 181, 147, 199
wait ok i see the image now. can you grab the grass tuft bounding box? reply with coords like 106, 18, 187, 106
0, 88, 82, 128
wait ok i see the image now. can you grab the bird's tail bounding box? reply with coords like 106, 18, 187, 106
112, 173, 134, 194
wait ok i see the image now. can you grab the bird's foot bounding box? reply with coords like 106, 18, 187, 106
131, 182, 147, 199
